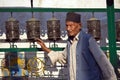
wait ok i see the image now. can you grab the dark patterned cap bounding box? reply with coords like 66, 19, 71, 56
66, 12, 81, 23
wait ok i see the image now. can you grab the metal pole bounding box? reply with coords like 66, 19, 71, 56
106, 0, 118, 67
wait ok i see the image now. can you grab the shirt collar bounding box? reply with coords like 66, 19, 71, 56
75, 32, 80, 41
69, 32, 80, 44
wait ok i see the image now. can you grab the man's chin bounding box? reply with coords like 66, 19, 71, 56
68, 34, 73, 36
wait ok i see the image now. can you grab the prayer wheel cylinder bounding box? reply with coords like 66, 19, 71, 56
87, 18, 101, 40
4, 52, 18, 71
116, 19, 120, 41
47, 18, 61, 41
5, 17, 19, 42
26, 18, 40, 41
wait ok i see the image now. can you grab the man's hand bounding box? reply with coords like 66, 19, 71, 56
35, 38, 51, 53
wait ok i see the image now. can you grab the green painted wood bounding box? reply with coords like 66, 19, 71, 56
106, 0, 118, 67
0, 48, 64, 52
0, 47, 108, 52
0, 8, 107, 12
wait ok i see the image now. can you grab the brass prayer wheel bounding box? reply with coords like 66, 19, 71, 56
47, 17, 61, 41
87, 17, 101, 40
26, 18, 40, 41
116, 19, 120, 41
5, 17, 19, 42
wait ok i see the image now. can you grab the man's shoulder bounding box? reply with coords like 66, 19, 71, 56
82, 31, 92, 39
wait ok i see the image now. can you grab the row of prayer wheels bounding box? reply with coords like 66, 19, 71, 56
5, 13, 61, 42
4, 13, 120, 42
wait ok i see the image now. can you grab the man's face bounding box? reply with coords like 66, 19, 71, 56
66, 21, 81, 37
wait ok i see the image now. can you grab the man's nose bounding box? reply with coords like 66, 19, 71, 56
66, 26, 71, 31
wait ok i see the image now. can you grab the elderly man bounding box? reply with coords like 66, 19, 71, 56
36, 12, 117, 80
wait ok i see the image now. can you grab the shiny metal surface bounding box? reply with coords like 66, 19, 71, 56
5, 17, 19, 42
87, 17, 101, 40
47, 17, 61, 41
116, 19, 120, 41
26, 18, 40, 41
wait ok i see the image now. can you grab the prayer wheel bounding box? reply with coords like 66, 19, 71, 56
4, 52, 18, 73
26, 18, 40, 41
47, 17, 61, 41
87, 17, 101, 40
5, 17, 19, 42
116, 19, 120, 41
